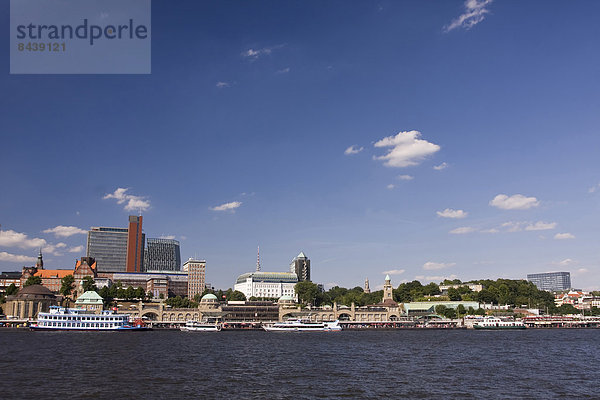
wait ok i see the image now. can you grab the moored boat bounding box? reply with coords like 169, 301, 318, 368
180, 319, 222, 332
263, 318, 342, 332
30, 306, 150, 331
473, 316, 526, 330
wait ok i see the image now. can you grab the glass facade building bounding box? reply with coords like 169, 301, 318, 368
144, 238, 181, 272
527, 272, 571, 292
87, 223, 145, 273
290, 252, 311, 282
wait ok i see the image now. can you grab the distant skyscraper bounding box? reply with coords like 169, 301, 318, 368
126, 216, 144, 273
86, 216, 145, 273
290, 252, 311, 282
144, 238, 181, 272
184, 258, 206, 299
527, 272, 571, 292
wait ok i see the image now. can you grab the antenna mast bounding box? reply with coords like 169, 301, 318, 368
256, 246, 260, 272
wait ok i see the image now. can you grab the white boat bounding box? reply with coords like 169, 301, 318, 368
473, 316, 526, 330
263, 318, 342, 332
30, 306, 150, 331
180, 319, 221, 332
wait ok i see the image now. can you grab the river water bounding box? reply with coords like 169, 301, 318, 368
1, 329, 599, 399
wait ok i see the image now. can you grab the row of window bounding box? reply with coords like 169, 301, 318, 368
41, 321, 123, 328
42, 315, 125, 321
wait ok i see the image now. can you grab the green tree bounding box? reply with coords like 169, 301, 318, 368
456, 304, 466, 317
24, 276, 42, 287
60, 274, 75, 296
447, 288, 462, 301
134, 287, 145, 300
5, 283, 18, 296
229, 290, 246, 301
81, 276, 97, 292
295, 281, 319, 305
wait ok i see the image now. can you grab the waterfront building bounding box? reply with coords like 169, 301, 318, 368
527, 272, 571, 292
184, 258, 206, 300
221, 301, 280, 323
74, 290, 104, 313
86, 216, 145, 273
289, 252, 310, 282
4, 284, 59, 319
234, 271, 298, 299
144, 238, 181, 272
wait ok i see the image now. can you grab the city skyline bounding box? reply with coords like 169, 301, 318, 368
1, 1, 600, 290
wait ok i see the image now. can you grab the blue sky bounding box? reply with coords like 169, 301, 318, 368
2, 0, 600, 290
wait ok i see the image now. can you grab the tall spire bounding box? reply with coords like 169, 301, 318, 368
364, 278, 371, 294
36, 248, 44, 268
256, 246, 261, 272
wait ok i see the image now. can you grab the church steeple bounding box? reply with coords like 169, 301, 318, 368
36, 249, 44, 268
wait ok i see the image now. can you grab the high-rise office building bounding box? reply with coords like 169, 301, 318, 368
86, 216, 145, 273
527, 272, 571, 292
290, 251, 311, 282
126, 216, 144, 273
184, 258, 206, 299
144, 238, 181, 272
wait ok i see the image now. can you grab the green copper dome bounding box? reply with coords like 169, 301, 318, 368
201, 293, 218, 301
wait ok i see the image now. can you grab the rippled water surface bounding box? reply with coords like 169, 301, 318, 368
1, 329, 599, 399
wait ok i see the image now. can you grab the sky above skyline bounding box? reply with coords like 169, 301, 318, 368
2, 1, 600, 290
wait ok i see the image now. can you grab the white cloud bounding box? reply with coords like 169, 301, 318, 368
383, 269, 405, 275
159, 235, 176, 240
0, 229, 47, 249
554, 233, 575, 240
344, 145, 364, 155
68, 245, 84, 253
43, 225, 87, 238
588, 183, 600, 193
575, 268, 589, 276
437, 208, 468, 219
210, 201, 242, 212
415, 274, 458, 283
444, 0, 494, 33
216, 81, 230, 88
433, 162, 448, 170
103, 188, 151, 212
241, 44, 285, 60
423, 261, 456, 270
501, 221, 524, 232
276, 67, 290, 74
386, 184, 395, 190
397, 174, 414, 181
490, 194, 539, 210
0, 251, 37, 263
480, 228, 499, 233
449, 226, 476, 234
373, 130, 440, 168
524, 221, 557, 231
555, 258, 575, 267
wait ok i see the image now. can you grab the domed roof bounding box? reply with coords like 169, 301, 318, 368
15, 284, 56, 299
201, 293, 218, 301
278, 295, 295, 302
